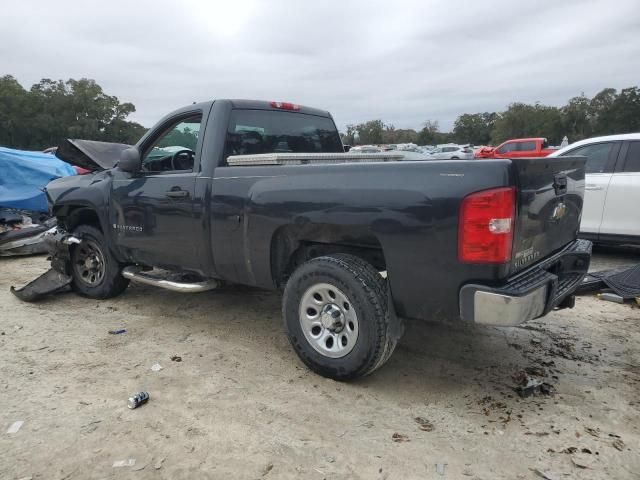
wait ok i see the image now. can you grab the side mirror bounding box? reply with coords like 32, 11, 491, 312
343, 145, 352, 152
118, 148, 141, 172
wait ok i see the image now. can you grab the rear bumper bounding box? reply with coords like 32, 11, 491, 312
459, 239, 592, 326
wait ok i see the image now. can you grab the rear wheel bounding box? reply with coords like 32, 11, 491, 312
70, 225, 129, 299
283, 254, 402, 380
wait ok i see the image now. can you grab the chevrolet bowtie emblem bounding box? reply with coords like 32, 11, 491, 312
551, 202, 567, 221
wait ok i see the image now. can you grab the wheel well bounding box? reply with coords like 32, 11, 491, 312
271, 227, 386, 287
61, 207, 102, 232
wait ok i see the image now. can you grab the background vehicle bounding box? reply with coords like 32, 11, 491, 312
428, 145, 473, 159
549, 133, 640, 245
349, 145, 381, 153
33, 99, 590, 380
475, 138, 556, 159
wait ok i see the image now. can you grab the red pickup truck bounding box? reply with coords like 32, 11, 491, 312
475, 138, 556, 159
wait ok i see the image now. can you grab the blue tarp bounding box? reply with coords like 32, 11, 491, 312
0, 146, 76, 212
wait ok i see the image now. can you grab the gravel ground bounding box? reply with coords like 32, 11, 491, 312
0, 247, 639, 480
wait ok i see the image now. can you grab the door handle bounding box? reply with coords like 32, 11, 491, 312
584, 185, 604, 191
166, 189, 189, 198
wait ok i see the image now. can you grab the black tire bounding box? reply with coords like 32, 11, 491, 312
451, 156, 460, 160
283, 254, 402, 380
70, 225, 129, 299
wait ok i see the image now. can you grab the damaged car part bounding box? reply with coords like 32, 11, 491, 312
10, 228, 82, 302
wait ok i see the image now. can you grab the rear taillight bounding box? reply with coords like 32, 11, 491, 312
458, 187, 515, 263
270, 101, 300, 111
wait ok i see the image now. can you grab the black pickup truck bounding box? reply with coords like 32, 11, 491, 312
14, 99, 591, 380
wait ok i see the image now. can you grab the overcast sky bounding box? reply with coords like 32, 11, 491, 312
2, 0, 639, 131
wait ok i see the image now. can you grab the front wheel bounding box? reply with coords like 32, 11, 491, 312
70, 225, 129, 299
283, 254, 402, 380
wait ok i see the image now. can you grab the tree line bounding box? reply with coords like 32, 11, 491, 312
341, 86, 640, 146
2, 75, 639, 151
0, 75, 146, 150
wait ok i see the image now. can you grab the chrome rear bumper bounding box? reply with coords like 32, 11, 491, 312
459, 239, 591, 326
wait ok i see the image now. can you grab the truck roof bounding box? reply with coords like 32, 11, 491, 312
503, 137, 547, 143
227, 99, 332, 118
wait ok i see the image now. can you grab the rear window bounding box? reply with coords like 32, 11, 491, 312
224, 109, 343, 161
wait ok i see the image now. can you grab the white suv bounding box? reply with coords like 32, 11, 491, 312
549, 133, 640, 245
428, 145, 474, 160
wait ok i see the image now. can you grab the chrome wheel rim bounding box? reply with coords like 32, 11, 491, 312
299, 283, 358, 358
72, 239, 106, 286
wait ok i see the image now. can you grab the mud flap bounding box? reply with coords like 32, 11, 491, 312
10, 269, 72, 302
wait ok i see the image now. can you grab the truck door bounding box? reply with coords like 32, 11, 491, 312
494, 141, 516, 158
599, 140, 640, 238
558, 141, 620, 236
512, 140, 537, 158
110, 113, 203, 270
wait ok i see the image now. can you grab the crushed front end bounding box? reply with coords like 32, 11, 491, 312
10, 227, 82, 301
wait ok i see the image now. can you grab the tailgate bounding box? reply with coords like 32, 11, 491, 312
510, 156, 586, 273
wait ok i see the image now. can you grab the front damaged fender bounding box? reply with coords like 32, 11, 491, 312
10, 228, 81, 302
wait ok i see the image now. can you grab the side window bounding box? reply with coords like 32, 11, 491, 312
517, 141, 536, 151
622, 141, 640, 173
496, 142, 514, 154
141, 114, 202, 172
562, 142, 614, 174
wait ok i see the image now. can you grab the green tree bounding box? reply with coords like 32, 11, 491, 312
453, 112, 496, 145
490, 103, 563, 145
356, 119, 384, 144
0, 75, 29, 147
340, 124, 357, 145
562, 94, 592, 141
589, 88, 617, 135
0, 76, 146, 150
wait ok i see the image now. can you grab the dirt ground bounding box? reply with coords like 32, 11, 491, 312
1, 247, 639, 480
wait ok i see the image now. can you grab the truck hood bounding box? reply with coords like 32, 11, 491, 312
55, 139, 131, 171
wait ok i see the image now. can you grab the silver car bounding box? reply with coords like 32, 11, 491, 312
428, 145, 474, 160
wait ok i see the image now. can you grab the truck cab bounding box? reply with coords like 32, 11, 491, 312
476, 137, 556, 159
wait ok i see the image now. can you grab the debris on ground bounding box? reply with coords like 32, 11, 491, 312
127, 391, 150, 409
598, 292, 625, 304
612, 438, 625, 451
577, 264, 640, 299
6, 420, 24, 434
391, 433, 410, 443
170, 355, 182, 362
414, 417, 434, 432
108, 329, 126, 335
435, 463, 447, 476
0, 145, 76, 256
584, 427, 600, 437
151, 363, 163, 372
261, 462, 274, 476
531, 468, 560, 480
153, 457, 166, 470
112, 459, 136, 468
511, 370, 555, 398
571, 457, 589, 469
